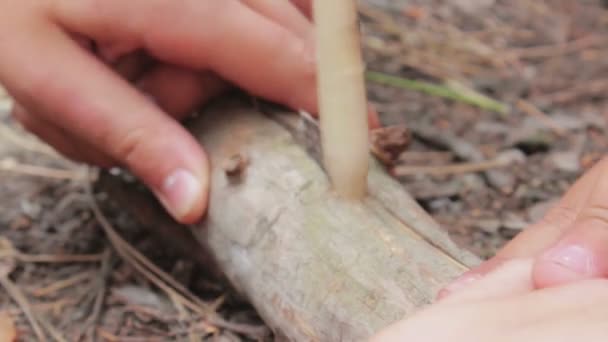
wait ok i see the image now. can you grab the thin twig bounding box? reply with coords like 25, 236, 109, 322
120, 236, 210, 311
85, 177, 268, 337
72, 249, 111, 342
17, 253, 105, 264
97, 328, 120, 342
87, 170, 275, 338
170, 291, 202, 342
535, 79, 608, 105
96, 331, 162, 342
0, 158, 88, 181
516, 99, 566, 136
30, 271, 93, 297
0, 247, 105, 265
0, 274, 46, 341
92, 207, 211, 314
3, 299, 77, 317
208, 320, 269, 339
510, 35, 604, 59
85, 249, 112, 342
121, 304, 172, 322
37, 315, 68, 342
0, 237, 105, 264
85, 179, 213, 314
392, 159, 509, 177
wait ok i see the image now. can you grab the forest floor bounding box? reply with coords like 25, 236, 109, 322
2, 0, 608, 340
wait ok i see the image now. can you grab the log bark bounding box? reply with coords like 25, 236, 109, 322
100, 96, 481, 341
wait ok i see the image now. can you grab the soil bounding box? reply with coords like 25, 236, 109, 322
2, 0, 608, 340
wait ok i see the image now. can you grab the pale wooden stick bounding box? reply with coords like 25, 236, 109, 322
314, 0, 370, 199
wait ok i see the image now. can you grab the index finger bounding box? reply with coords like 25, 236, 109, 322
53, 0, 318, 113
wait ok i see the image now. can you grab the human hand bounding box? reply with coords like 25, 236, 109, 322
372, 258, 608, 341
440, 156, 608, 296
0, 0, 380, 224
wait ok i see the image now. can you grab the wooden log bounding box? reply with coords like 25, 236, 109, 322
100, 96, 481, 341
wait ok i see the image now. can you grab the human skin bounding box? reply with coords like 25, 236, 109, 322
373, 258, 608, 341
441, 156, 608, 295
0, 0, 379, 224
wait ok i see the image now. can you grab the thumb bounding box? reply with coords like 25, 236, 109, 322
532, 157, 608, 288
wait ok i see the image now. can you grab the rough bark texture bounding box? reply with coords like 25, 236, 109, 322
101, 96, 481, 341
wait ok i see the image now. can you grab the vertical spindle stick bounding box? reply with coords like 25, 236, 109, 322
314, 0, 370, 199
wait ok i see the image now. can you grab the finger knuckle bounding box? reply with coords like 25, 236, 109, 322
538, 204, 578, 228
283, 39, 316, 109
110, 127, 148, 165
579, 204, 608, 226
144, 0, 220, 40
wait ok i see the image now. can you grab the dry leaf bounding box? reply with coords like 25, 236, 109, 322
370, 125, 411, 165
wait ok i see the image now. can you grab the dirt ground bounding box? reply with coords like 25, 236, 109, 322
2, 0, 608, 340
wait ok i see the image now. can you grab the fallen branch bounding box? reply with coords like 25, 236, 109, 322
100, 97, 481, 341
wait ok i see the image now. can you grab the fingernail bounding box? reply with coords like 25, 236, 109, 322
157, 169, 201, 220
541, 244, 595, 276
437, 273, 482, 300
